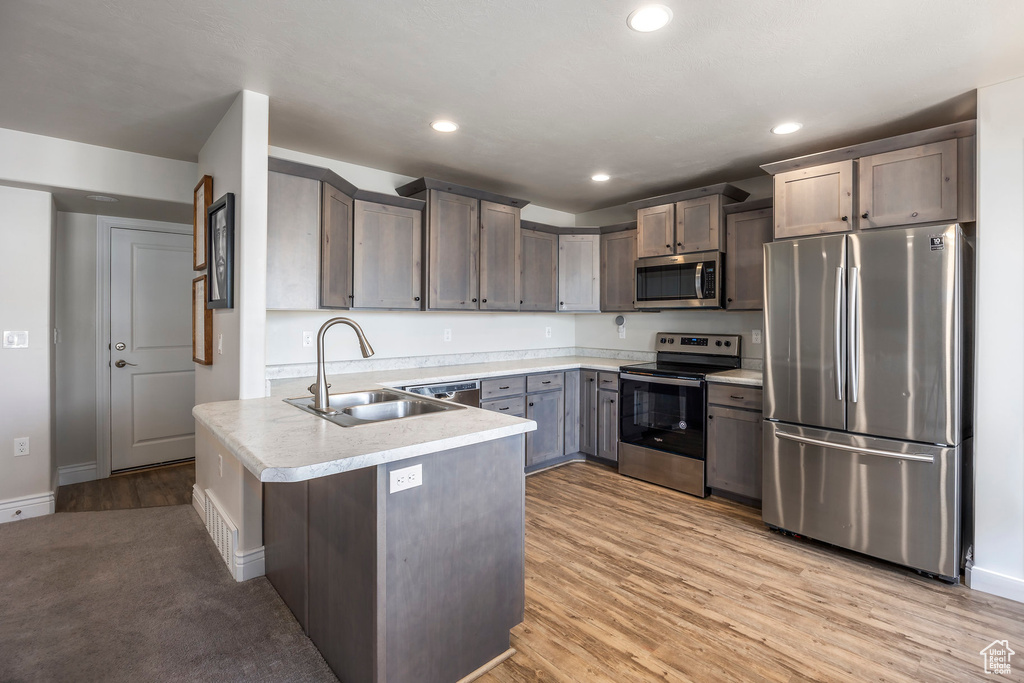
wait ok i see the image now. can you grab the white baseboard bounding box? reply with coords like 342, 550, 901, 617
967, 565, 1024, 604
234, 545, 266, 581
58, 462, 98, 486
191, 484, 205, 521
0, 492, 55, 524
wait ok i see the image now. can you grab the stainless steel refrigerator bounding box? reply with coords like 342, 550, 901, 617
762, 223, 972, 581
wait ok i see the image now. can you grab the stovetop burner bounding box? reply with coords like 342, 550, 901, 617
620, 332, 742, 379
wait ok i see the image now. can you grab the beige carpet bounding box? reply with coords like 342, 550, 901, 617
0, 505, 337, 682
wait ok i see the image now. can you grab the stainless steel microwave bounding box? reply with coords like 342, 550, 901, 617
634, 252, 722, 309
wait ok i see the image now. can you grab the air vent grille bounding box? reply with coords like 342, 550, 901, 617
203, 489, 237, 571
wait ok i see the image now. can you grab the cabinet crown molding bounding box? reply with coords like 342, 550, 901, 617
396, 177, 531, 208
627, 183, 750, 211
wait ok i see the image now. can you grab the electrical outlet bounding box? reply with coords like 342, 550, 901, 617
443, 328, 452, 342
389, 464, 423, 493
545, 326, 552, 339
13, 437, 29, 457
218, 453, 223, 477
302, 331, 315, 347
217, 334, 223, 355
618, 325, 626, 339
752, 329, 762, 344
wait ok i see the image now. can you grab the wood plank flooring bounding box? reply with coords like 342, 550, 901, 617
480, 463, 1024, 683
55, 462, 195, 512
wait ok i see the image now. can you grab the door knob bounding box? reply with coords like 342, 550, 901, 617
114, 359, 137, 368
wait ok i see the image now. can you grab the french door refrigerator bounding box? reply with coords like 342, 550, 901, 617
762, 223, 972, 581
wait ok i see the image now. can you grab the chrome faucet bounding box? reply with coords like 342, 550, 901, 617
308, 317, 375, 414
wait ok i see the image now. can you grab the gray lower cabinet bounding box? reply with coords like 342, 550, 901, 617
597, 389, 619, 462
479, 201, 521, 311
725, 206, 772, 310
520, 229, 558, 311
600, 230, 636, 312
563, 370, 580, 455
558, 234, 600, 312
352, 200, 422, 309
526, 386, 564, 467
427, 190, 479, 310
773, 160, 855, 239
706, 383, 763, 503
579, 371, 598, 456
267, 170, 324, 310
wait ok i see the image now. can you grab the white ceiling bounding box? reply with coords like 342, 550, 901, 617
2, 0, 1022, 213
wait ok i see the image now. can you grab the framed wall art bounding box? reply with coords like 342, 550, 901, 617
193, 175, 213, 271
192, 275, 213, 365
206, 192, 235, 309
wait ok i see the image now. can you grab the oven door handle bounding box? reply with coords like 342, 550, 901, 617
620, 372, 703, 388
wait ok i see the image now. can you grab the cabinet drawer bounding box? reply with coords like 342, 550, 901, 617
480, 396, 526, 417
597, 372, 619, 390
527, 372, 563, 393
708, 383, 762, 411
481, 376, 526, 400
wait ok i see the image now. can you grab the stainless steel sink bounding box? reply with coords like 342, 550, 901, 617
285, 389, 463, 427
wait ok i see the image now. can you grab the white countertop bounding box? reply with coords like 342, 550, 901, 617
195, 356, 629, 483
706, 368, 763, 386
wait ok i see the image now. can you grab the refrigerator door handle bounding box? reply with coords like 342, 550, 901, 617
834, 266, 844, 401
849, 266, 860, 403
774, 430, 934, 463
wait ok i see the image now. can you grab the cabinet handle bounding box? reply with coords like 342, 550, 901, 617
589, 378, 594, 382
542, 381, 551, 384
665, 244, 671, 248
472, 298, 478, 303
861, 212, 869, 219
529, 402, 534, 407
677, 242, 683, 247
610, 400, 615, 404
482, 298, 487, 303
520, 300, 524, 304
841, 216, 848, 222
414, 296, 420, 301
730, 395, 744, 400
499, 407, 509, 411
708, 415, 714, 420
499, 386, 510, 390
559, 301, 564, 305
727, 297, 733, 302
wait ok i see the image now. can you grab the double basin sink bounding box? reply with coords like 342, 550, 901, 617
285, 389, 464, 428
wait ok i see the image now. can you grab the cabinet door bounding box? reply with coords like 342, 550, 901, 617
563, 370, 580, 455
636, 204, 675, 258
725, 208, 772, 310
558, 234, 600, 312
267, 171, 322, 310
321, 182, 354, 309
526, 390, 564, 467
858, 139, 957, 229
675, 195, 723, 253
479, 201, 521, 311
597, 389, 619, 462
427, 190, 478, 310
774, 160, 854, 239
520, 229, 558, 311
579, 371, 598, 456
600, 230, 637, 312
352, 201, 422, 309
707, 405, 762, 501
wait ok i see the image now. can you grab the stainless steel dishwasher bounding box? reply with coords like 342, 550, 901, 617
403, 380, 481, 407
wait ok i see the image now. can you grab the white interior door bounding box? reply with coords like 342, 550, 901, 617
110, 228, 195, 471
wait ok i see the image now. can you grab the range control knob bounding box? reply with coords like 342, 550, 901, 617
724, 340, 732, 347
668, 338, 674, 344
715, 340, 723, 347
659, 337, 667, 343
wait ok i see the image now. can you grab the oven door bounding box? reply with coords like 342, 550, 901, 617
634, 252, 721, 309
619, 373, 706, 459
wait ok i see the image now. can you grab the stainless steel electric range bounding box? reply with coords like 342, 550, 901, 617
618, 333, 741, 497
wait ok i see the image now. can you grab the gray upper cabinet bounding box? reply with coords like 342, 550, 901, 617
352, 200, 422, 310
858, 139, 958, 229
600, 230, 636, 312
520, 229, 558, 311
725, 206, 772, 310
597, 389, 619, 462
636, 204, 675, 258
427, 190, 479, 310
675, 195, 723, 253
321, 182, 354, 309
558, 234, 600, 312
773, 160, 855, 239
479, 201, 521, 311
267, 171, 323, 310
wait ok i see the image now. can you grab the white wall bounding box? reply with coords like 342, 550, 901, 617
969, 75, 1024, 602
0, 186, 55, 520
54, 212, 98, 469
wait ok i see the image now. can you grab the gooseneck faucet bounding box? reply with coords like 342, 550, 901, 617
309, 317, 375, 414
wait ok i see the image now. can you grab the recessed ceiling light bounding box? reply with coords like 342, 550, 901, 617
430, 120, 459, 133
591, 173, 611, 182
771, 122, 803, 135
86, 195, 119, 202
627, 5, 673, 32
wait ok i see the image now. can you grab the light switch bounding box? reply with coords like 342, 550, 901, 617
2, 331, 28, 348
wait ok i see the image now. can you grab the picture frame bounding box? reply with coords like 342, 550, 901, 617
193, 175, 213, 271
192, 275, 213, 365
206, 192, 235, 309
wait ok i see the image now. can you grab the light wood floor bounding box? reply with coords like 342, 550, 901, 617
480, 463, 1024, 683
55, 461, 195, 512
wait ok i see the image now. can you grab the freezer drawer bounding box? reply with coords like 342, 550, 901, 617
762, 421, 961, 580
